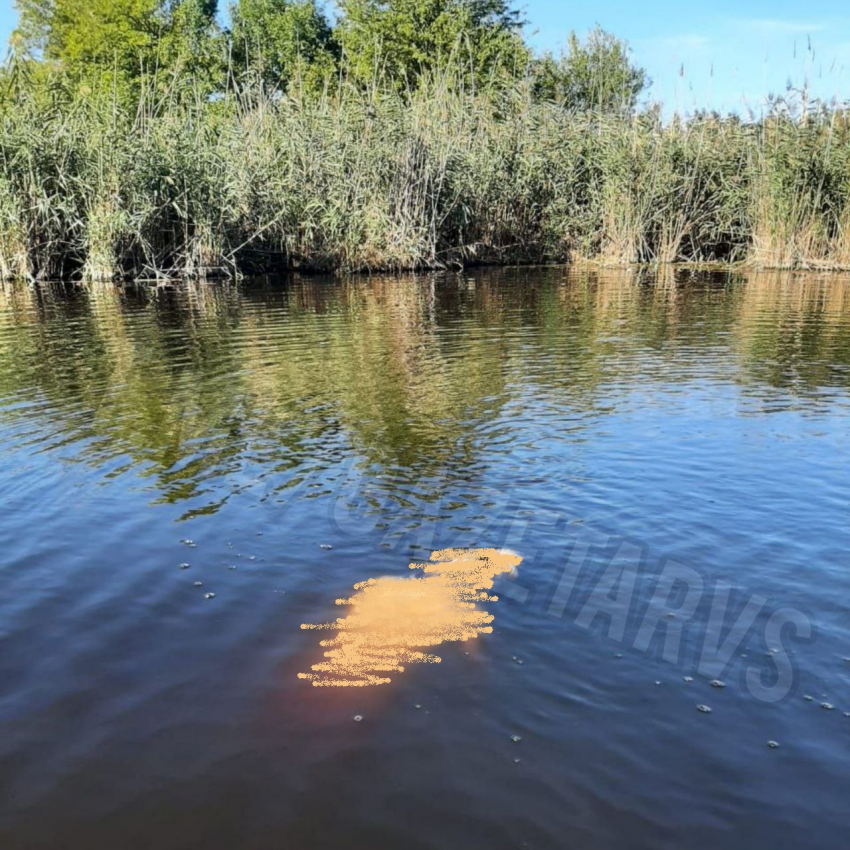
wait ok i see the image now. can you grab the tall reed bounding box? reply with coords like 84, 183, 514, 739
0, 64, 848, 280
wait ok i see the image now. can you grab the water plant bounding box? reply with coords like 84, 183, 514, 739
0, 58, 848, 279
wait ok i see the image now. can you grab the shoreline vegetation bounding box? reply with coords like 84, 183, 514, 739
2, 1, 850, 282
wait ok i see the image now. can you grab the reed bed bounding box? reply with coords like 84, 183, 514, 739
1, 69, 848, 280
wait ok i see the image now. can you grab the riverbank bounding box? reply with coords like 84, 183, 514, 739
2, 77, 849, 281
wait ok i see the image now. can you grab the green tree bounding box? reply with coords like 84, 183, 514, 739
13, 0, 223, 84
16, 0, 161, 70
533, 26, 647, 113
334, 0, 528, 88
229, 0, 336, 90
11, 0, 54, 54
159, 0, 224, 89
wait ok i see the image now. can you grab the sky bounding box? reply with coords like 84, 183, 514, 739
1, 0, 848, 115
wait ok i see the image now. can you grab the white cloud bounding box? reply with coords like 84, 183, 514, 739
733, 18, 828, 34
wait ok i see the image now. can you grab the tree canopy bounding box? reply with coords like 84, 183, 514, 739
13, 0, 222, 81
230, 0, 336, 90
334, 0, 529, 87
17, 0, 163, 70
533, 26, 648, 113
9, 3, 648, 111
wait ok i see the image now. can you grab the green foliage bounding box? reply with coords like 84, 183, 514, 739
749, 107, 850, 267
11, 0, 54, 54
2, 6, 849, 279
334, 0, 529, 88
1, 65, 848, 280
16, 0, 160, 70
229, 0, 336, 91
159, 0, 224, 90
13, 0, 223, 89
533, 25, 647, 113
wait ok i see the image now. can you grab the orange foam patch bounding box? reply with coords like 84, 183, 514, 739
298, 548, 522, 687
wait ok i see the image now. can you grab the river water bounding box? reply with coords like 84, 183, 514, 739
1, 268, 849, 848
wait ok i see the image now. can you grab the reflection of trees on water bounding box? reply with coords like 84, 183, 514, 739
1, 268, 848, 516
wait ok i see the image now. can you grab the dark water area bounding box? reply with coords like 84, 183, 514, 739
1, 267, 849, 849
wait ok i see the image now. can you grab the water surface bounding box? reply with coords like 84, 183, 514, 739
1, 268, 849, 849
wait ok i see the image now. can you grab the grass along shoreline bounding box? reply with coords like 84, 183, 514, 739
1, 72, 850, 282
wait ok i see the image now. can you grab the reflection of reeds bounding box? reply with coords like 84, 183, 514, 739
1, 69, 849, 278
733, 272, 850, 388
298, 548, 522, 687
1, 271, 848, 514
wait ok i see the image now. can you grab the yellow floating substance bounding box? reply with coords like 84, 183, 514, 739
298, 548, 522, 687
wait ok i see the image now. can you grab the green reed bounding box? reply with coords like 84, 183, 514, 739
1, 65, 848, 280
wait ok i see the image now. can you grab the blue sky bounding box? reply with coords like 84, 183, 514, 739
1, 0, 848, 114
522, 0, 850, 114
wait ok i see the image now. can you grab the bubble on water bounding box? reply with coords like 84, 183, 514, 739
353, 715, 363, 722
710, 679, 726, 689
510, 735, 522, 743
696, 704, 712, 714
767, 740, 780, 749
